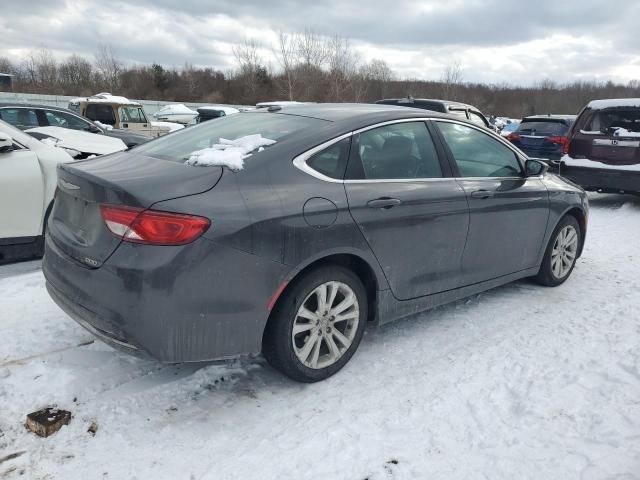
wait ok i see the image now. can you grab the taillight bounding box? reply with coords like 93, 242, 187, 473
506, 133, 521, 142
547, 135, 569, 153
100, 204, 210, 245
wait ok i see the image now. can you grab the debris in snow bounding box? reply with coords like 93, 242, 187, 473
87, 420, 98, 436
186, 134, 276, 170
0, 451, 25, 465
25, 407, 71, 437
613, 127, 640, 138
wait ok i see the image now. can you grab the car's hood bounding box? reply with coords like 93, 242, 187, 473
26, 126, 127, 155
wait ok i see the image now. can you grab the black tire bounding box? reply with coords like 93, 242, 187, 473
262, 265, 367, 383
535, 215, 581, 287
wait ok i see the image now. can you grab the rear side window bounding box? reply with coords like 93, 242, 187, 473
583, 108, 640, 134
0, 108, 39, 129
85, 104, 116, 125
468, 111, 488, 127
346, 122, 443, 180
437, 122, 522, 178
307, 138, 351, 179
517, 120, 569, 136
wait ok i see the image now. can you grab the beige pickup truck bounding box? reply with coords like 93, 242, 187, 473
68, 93, 182, 138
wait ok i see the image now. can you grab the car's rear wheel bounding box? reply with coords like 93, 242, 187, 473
535, 215, 581, 286
262, 266, 367, 383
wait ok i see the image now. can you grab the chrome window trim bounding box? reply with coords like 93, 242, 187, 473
293, 117, 530, 184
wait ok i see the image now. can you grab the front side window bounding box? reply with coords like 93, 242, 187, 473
120, 106, 147, 123
306, 138, 351, 179
44, 110, 91, 131
85, 104, 116, 125
437, 122, 522, 178
346, 122, 443, 180
0, 108, 39, 129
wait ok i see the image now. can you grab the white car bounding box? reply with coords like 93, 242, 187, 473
0, 120, 72, 262
26, 126, 127, 158
152, 104, 198, 124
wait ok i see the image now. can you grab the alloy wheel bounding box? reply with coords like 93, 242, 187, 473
551, 225, 578, 279
292, 281, 360, 369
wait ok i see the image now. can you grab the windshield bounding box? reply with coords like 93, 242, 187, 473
516, 120, 569, 136
133, 112, 328, 162
585, 108, 640, 134
120, 106, 147, 123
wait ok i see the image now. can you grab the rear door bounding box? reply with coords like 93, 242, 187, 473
344, 120, 470, 300
434, 120, 549, 286
569, 107, 640, 165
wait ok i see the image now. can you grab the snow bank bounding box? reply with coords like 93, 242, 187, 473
561, 154, 640, 171
613, 127, 640, 138
588, 98, 640, 110
186, 134, 276, 170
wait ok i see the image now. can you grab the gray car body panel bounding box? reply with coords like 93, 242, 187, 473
43, 104, 588, 362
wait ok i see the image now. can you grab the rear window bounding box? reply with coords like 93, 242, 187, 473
133, 112, 328, 163
584, 108, 640, 134
516, 120, 569, 136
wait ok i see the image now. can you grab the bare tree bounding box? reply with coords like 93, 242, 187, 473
297, 28, 328, 69
59, 54, 93, 93
95, 43, 122, 91
273, 30, 300, 100
441, 60, 463, 99
232, 38, 265, 101
326, 35, 360, 101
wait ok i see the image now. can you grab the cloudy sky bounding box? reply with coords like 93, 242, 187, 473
1, 0, 639, 85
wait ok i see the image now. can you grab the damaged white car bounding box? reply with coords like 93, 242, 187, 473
26, 126, 127, 159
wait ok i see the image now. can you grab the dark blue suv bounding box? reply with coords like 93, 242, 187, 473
506, 115, 576, 160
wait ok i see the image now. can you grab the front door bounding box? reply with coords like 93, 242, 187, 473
0, 145, 44, 239
345, 121, 469, 300
434, 120, 550, 285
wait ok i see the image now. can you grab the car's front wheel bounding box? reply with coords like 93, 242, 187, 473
262, 266, 367, 383
535, 215, 581, 286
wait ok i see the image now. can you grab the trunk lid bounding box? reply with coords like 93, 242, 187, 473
50, 151, 222, 267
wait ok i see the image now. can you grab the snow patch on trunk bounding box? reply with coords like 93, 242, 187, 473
561, 154, 640, 171
613, 127, 640, 138
186, 134, 276, 170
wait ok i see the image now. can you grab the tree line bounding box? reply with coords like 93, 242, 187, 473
1, 34, 639, 118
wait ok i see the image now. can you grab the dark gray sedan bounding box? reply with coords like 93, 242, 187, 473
43, 104, 588, 382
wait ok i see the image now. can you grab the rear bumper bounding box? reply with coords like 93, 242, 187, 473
558, 164, 640, 195
43, 234, 290, 362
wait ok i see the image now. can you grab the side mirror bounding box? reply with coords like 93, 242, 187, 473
87, 124, 101, 133
0, 132, 13, 153
525, 159, 549, 176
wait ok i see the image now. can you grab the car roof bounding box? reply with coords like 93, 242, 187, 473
250, 102, 459, 126
587, 98, 640, 110
0, 102, 79, 112
521, 114, 576, 122
376, 98, 481, 111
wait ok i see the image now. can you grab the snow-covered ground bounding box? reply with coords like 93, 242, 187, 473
1, 194, 640, 480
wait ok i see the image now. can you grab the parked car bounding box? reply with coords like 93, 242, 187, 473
500, 120, 521, 137
561, 98, 640, 195
195, 106, 240, 123
68, 93, 182, 137
0, 120, 72, 263
375, 97, 493, 130
0, 103, 150, 148
44, 104, 588, 382
25, 126, 127, 159
152, 104, 198, 125
506, 115, 576, 160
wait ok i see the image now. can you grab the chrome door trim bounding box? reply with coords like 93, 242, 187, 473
292, 117, 530, 183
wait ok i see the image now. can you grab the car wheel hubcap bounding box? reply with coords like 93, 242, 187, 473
292, 281, 359, 370
551, 225, 578, 279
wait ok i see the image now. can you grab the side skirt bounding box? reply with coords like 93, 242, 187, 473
374, 267, 540, 325
0, 236, 43, 265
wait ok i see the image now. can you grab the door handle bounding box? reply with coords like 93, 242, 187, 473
366, 197, 402, 209
470, 190, 494, 199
